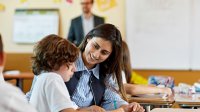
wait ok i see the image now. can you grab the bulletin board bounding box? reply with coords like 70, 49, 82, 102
13, 9, 59, 44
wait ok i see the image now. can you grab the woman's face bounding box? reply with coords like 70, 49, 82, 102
83, 37, 112, 67
56, 62, 76, 82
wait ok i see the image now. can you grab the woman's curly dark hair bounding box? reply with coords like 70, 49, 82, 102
32, 34, 79, 75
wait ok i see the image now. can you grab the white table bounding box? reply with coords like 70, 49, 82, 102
150, 108, 200, 112
175, 93, 200, 108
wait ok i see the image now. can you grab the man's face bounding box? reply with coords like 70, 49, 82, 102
81, 0, 93, 14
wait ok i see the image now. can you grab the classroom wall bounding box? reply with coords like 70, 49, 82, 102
0, 0, 126, 92
0, 0, 125, 53
1, 0, 199, 92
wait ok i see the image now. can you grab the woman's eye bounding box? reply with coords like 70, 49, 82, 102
93, 44, 99, 49
102, 51, 108, 55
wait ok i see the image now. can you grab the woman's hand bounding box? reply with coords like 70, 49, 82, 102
161, 87, 172, 96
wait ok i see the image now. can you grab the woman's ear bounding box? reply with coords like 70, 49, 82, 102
87, 38, 91, 43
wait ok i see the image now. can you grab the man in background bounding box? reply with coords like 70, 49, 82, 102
67, 0, 105, 46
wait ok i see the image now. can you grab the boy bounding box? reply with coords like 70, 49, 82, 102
29, 34, 81, 112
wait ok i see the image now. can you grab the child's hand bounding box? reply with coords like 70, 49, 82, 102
79, 105, 105, 112
121, 102, 145, 112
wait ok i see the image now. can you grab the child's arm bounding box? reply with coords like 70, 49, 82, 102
60, 106, 104, 112
60, 108, 77, 112
77, 105, 105, 112
78, 105, 125, 112
124, 83, 172, 96
63, 105, 124, 112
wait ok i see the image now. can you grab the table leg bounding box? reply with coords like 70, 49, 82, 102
16, 79, 23, 90
145, 105, 151, 112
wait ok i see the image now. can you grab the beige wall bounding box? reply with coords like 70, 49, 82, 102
0, 0, 125, 53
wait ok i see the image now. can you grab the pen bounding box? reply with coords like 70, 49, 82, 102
113, 100, 117, 109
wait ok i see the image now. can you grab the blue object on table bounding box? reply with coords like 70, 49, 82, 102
148, 76, 174, 89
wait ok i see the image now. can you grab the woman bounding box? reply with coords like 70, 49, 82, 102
121, 41, 172, 96
65, 24, 144, 112
28, 24, 144, 112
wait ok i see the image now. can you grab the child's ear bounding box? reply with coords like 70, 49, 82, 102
66, 64, 69, 70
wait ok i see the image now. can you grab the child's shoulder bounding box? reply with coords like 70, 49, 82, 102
39, 72, 62, 82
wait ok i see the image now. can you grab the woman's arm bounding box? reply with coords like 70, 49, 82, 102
124, 83, 172, 96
